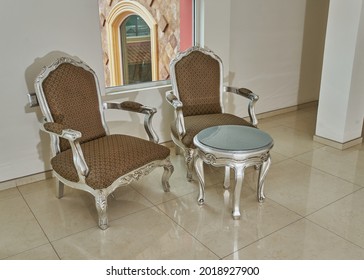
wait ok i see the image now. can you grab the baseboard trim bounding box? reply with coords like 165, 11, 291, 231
313, 135, 363, 150
0, 170, 54, 191
256, 101, 318, 120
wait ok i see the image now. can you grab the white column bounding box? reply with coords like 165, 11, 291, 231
315, 0, 364, 149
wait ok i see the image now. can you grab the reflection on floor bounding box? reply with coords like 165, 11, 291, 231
2, 105, 364, 260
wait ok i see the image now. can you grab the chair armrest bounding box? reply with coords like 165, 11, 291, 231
41, 118, 89, 180
27, 92, 39, 107
103, 101, 159, 143
165, 90, 186, 138
165, 90, 183, 109
104, 101, 156, 115
224, 86, 259, 127
43, 122, 82, 141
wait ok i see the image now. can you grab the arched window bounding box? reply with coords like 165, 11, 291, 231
106, 1, 158, 86
99, 0, 194, 89
120, 15, 152, 84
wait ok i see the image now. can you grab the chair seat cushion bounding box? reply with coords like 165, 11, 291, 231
171, 113, 254, 148
51, 134, 170, 189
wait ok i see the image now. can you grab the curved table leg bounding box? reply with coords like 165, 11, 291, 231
224, 166, 230, 189
232, 166, 245, 220
194, 155, 205, 205
257, 155, 271, 202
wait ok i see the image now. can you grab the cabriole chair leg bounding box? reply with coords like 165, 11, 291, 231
56, 181, 64, 199
162, 159, 174, 192
185, 148, 195, 182
95, 189, 109, 230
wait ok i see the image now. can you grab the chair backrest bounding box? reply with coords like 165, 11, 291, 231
34, 57, 108, 153
170, 47, 223, 117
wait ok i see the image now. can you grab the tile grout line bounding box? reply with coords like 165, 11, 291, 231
155, 201, 221, 260
11, 186, 62, 260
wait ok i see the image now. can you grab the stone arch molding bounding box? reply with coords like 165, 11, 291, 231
106, 1, 159, 86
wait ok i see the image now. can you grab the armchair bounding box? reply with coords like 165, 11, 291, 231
30, 57, 174, 230
166, 46, 259, 183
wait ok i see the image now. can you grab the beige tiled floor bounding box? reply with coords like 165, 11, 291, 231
2, 105, 364, 260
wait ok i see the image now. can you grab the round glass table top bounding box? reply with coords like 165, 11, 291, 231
195, 125, 273, 152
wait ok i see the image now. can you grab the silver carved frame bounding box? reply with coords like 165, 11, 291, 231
32, 57, 174, 230
165, 46, 259, 182
193, 134, 273, 220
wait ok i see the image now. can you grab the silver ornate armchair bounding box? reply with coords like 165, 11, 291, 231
30, 57, 174, 230
166, 46, 259, 183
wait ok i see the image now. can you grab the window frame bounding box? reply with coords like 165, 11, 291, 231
106, 1, 158, 87
104, 0, 197, 96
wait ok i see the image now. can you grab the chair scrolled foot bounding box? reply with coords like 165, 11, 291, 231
98, 220, 109, 230
95, 189, 109, 230
198, 198, 205, 205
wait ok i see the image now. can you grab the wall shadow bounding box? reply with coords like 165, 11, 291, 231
24, 51, 80, 171
297, 0, 330, 106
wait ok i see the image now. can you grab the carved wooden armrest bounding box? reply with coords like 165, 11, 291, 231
103, 101, 159, 143
224, 86, 259, 127
165, 90, 183, 109
43, 122, 82, 140
165, 90, 186, 138
41, 118, 89, 179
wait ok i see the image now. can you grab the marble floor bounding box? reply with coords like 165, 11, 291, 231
2, 105, 364, 260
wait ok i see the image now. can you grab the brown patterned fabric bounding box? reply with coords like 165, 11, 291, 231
51, 134, 170, 189
171, 113, 255, 148
42, 63, 106, 152
174, 51, 222, 117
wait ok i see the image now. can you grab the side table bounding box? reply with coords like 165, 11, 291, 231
193, 125, 274, 219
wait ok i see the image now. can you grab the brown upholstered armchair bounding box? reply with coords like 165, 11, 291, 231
166, 46, 259, 182
30, 57, 174, 230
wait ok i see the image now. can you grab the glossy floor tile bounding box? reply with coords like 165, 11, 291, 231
262, 159, 360, 216
0, 189, 49, 259
307, 188, 364, 248
52, 207, 218, 260
1, 104, 364, 260
224, 219, 364, 260
295, 145, 364, 187
157, 182, 301, 258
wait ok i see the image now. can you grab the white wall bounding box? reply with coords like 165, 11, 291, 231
227, 0, 328, 116
0, 0, 327, 183
0, 0, 104, 181
199, 0, 231, 79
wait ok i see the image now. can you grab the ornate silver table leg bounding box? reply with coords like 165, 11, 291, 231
257, 155, 271, 202
194, 155, 205, 205
224, 166, 231, 189
232, 165, 245, 220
